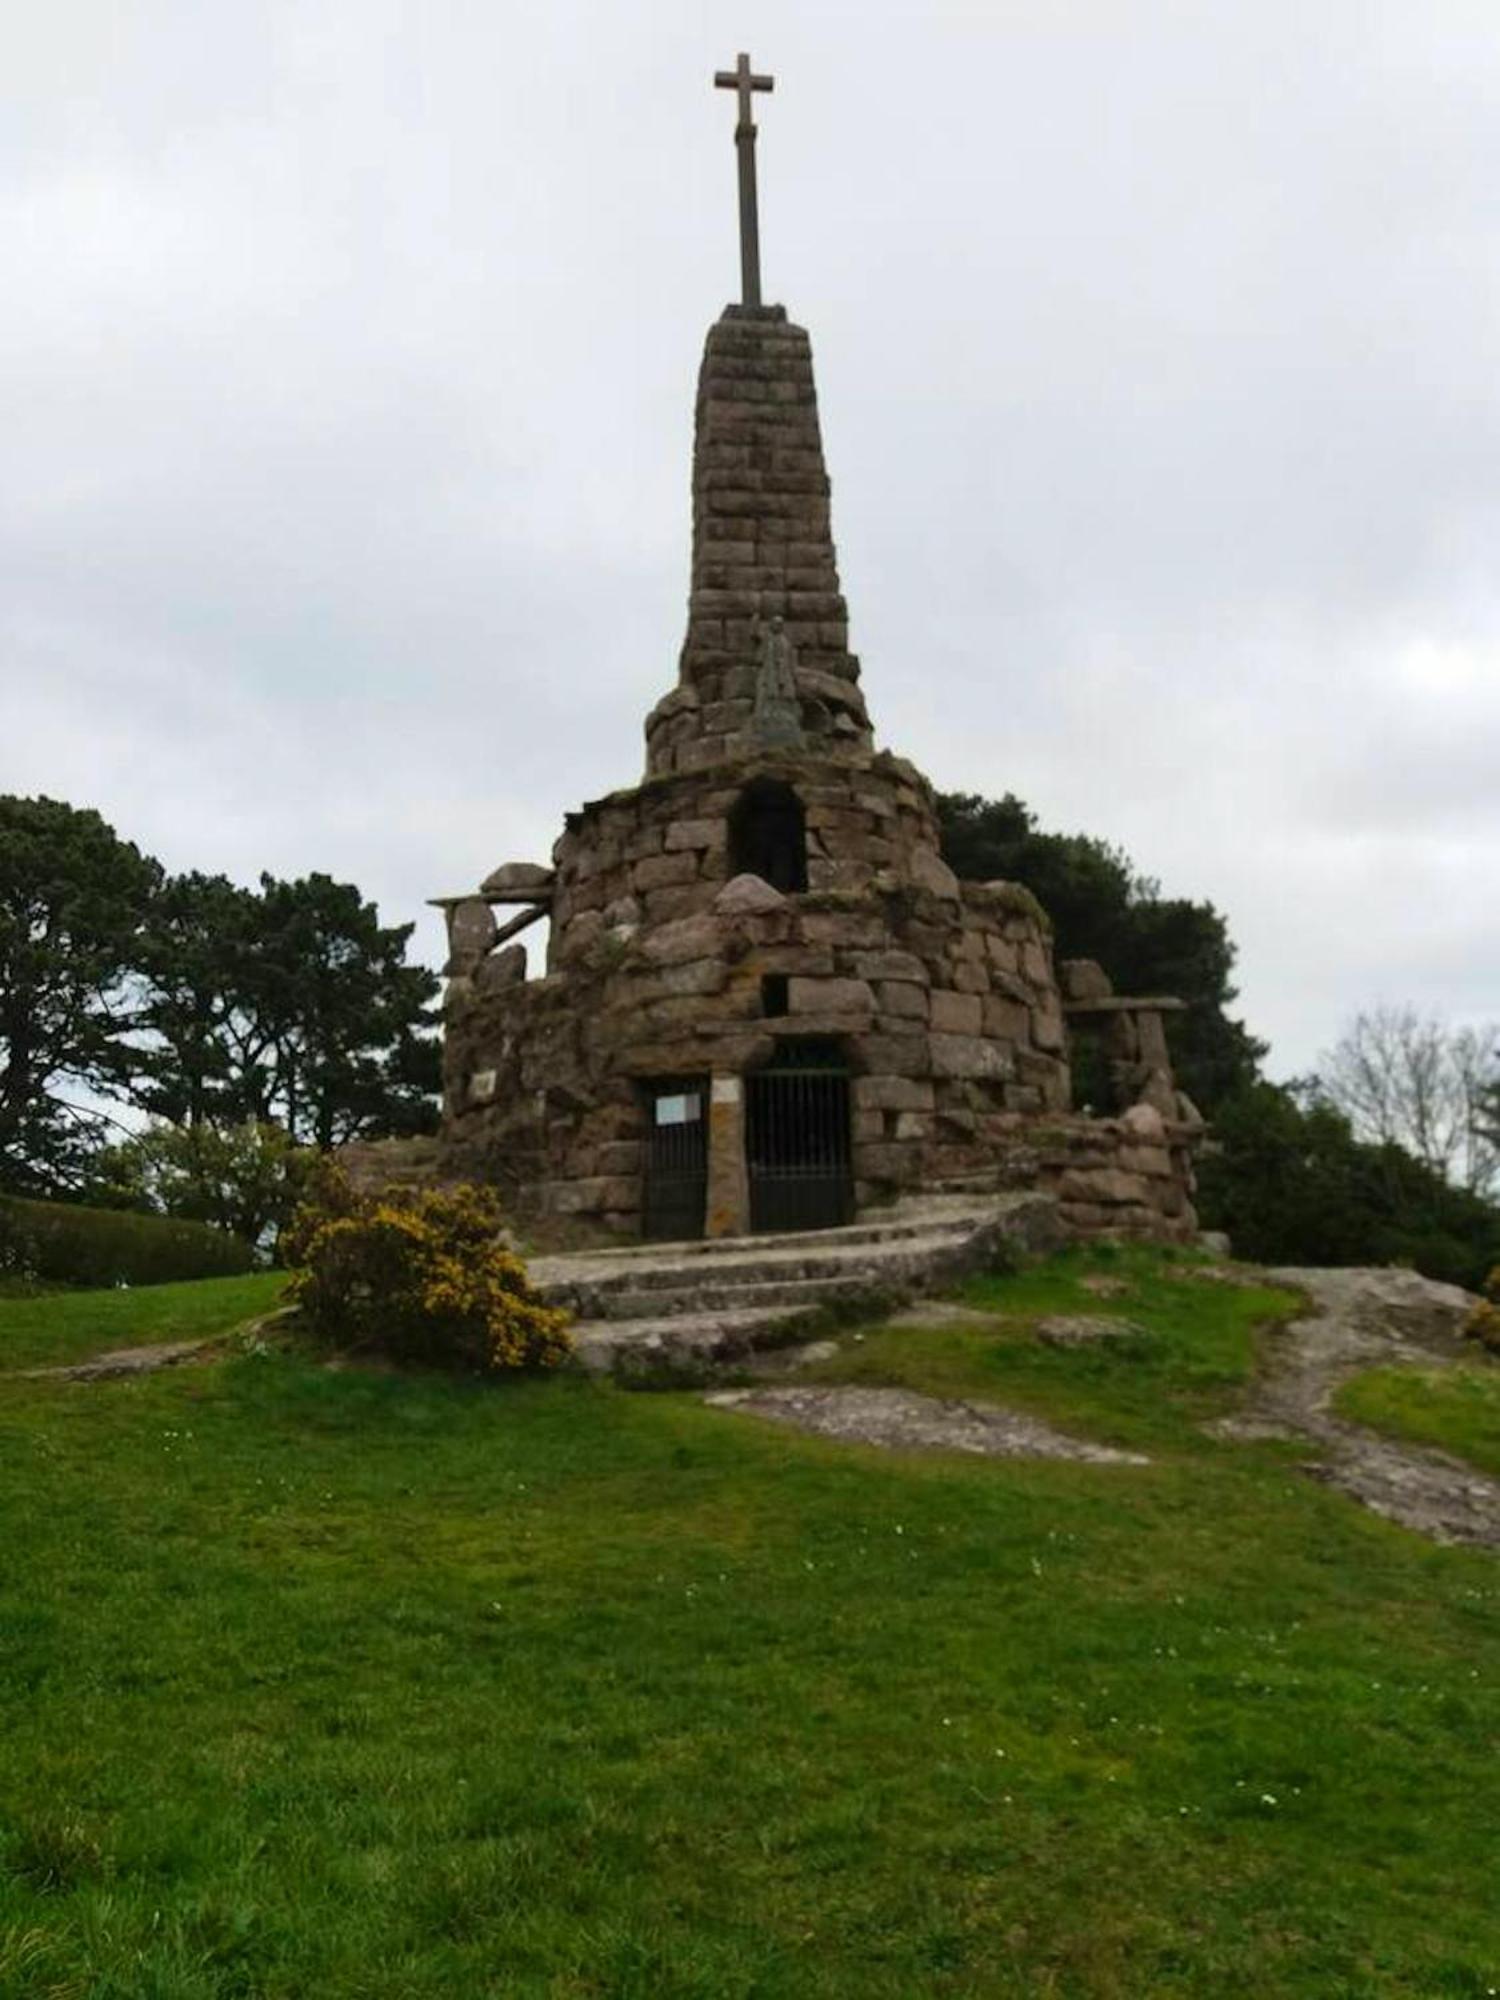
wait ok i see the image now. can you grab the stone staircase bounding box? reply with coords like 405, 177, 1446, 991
530, 1192, 1059, 1378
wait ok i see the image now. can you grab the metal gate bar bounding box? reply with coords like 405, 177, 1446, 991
642, 1078, 708, 1241
746, 1041, 853, 1235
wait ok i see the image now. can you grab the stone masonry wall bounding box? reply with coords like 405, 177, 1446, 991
548, 749, 945, 969
644, 306, 872, 777
438, 300, 1201, 1245
994, 1104, 1201, 1244
443, 852, 1072, 1232
443, 744, 1199, 1242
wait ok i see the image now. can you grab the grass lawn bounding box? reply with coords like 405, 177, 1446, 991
0, 1273, 287, 1375
1338, 1359, 1500, 1481
2, 1249, 1498, 1998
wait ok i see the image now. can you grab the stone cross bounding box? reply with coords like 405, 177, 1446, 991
714, 52, 774, 309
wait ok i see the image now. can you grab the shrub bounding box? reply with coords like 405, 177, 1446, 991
0, 1201, 37, 1286
0, 1195, 256, 1288
1198, 1084, 1500, 1289
1462, 1267, 1500, 1356
87, 1120, 312, 1256
284, 1171, 572, 1373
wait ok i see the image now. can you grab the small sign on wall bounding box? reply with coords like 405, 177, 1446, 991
655, 1093, 701, 1126
711, 1077, 742, 1105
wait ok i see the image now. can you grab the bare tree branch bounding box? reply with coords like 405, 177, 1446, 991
1316, 1006, 1500, 1195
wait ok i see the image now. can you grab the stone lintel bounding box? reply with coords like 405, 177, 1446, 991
428, 891, 555, 910
1062, 996, 1186, 1016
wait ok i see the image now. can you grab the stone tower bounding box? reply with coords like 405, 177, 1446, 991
434, 70, 1201, 1244
644, 305, 872, 778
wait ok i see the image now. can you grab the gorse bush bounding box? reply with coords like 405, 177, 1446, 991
0, 1195, 255, 1289
1462, 1267, 1500, 1356
285, 1170, 572, 1373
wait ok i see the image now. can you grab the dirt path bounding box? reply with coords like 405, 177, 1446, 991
16, 1339, 215, 1383
711, 1267, 1500, 1548
705, 1384, 1148, 1465
12, 1308, 295, 1385
1212, 1267, 1500, 1548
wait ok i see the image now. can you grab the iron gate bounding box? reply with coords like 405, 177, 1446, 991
746, 1039, 854, 1234
641, 1078, 708, 1241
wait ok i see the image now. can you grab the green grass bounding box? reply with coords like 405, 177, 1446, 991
800, 1243, 1300, 1453
1, 1251, 1498, 1997
0, 1272, 287, 1373
1338, 1360, 1500, 1480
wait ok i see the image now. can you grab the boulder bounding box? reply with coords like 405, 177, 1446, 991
1060, 958, 1113, 1002
789, 976, 875, 1016
642, 913, 722, 964
1136, 1070, 1180, 1118
929, 989, 983, 1036
664, 818, 725, 852
854, 1075, 935, 1112
1119, 1102, 1166, 1140
909, 847, 960, 900
930, 1033, 1014, 1081
446, 897, 496, 967
714, 873, 788, 915
481, 862, 555, 897
475, 944, 527, 992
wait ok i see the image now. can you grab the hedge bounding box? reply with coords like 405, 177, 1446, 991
0, 1197, 256, 1290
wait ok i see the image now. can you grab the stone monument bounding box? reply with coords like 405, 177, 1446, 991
434, 57, 1202, 1243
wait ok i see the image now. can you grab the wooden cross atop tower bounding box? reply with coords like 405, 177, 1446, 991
714, 52, 774, 309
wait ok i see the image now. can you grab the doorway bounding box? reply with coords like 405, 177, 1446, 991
641, 1079, 708, 1240
745, 1039, 854, 1233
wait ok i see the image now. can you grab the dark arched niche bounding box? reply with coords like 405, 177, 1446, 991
728, 779, 807, 894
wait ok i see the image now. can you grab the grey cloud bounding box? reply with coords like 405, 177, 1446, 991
4, 0, 1498, 1077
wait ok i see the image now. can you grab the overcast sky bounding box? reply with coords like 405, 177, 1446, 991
5, 0, 1498, 1077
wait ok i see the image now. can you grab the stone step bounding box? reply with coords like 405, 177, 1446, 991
538, 1227, 992, 1318
584, 1269, 894, 1322
530, 1199, 989, 1282
557, 1229, 996, 1319
536, 1192, 1062, 1379
571, 1306, 817, 1377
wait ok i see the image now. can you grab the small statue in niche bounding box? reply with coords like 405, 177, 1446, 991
751, 613, 805, 749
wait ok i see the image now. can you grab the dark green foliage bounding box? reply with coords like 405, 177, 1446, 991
0, 794, 442, 1198
88, 1120, 311, 1250
938, 791, 1265, 1111
1461, 1267, 1500, 1355
1198, 1084, 1500, 1289
133, 870, 258, 1130
0, 1199, 37, 1286
0, 1194, 255, 1289
136, 870, 441, 1148
0, 797, 162, 1194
